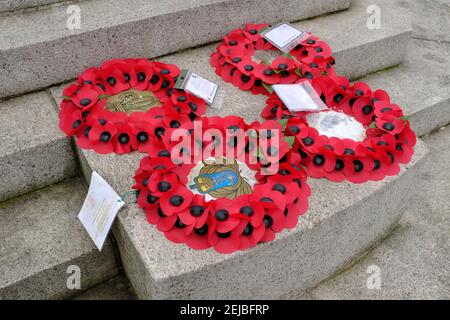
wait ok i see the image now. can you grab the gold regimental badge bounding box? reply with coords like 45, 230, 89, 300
190, 158, 252, 200
106, 89, 161, 114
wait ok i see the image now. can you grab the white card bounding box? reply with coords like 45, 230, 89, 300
273, 82, 328, 112
263, 23, 307, 52
184, 72, 219, 105
78, 171, 125, 251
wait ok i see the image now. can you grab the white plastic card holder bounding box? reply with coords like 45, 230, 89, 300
272, 82, 328, 113
262, 22, 310, 53
78, 171, 125, 251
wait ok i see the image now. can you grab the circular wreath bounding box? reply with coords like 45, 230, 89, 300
260, 76, 417, 183
132, 115, 311, 254
210, 23, 336, 95
59, 58, 207, 154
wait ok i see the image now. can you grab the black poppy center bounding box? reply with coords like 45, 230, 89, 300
215, 209, 229, 221
169, 195, 184, 207
137, 131, 148, 143
158, 181, 171, 192
190, 205, 205, 217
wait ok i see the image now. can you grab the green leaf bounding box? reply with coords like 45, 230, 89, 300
283, 136, 295, 147
62, 95, 71, 101
262, 57, 272, 66
258, 26, 270, 34
295, 68, 303, 77
277, 119, 288, 131
369, 121, 378, 129
98, 94, 110, 100
262, 83, 274, 94
282, 52, 295, 59
400, 115, 410, 122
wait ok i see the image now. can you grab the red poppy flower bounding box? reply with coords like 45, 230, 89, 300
59, 100, 84, 136
243, 23, 269, 42
88, 122, 118, 154
375, 115, 406, 135
59, 58, 208, 155
159, 184, 194, 215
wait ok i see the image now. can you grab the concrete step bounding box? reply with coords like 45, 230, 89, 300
0, 92, 77, 202
44, 0, 418, 299
73, 132, 428, 299
0, 0, 351, 99
72, 274, 136, 300
299, 125, 450, 300
360, 38, 450, 138
0, 0, 68, 13
0, 177, 119, 300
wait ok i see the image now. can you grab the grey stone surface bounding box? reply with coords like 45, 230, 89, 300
73, 274, 137, 300
0, 0, 351, 99
76, 137, 427, 299
0, 177, 119, 300
0, 0, 67, 13
362, 38, 450, 137
0, 92, 77, 202
411, 0, 450, 42
306, 126, 450, 299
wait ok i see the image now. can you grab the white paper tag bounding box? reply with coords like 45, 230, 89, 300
273, 82, 328, 112
78, 171, 125, 251
262, 22, 309, 53
184, 72, 219, 105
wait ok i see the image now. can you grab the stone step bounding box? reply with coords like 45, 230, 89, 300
362, 39, 450, 137
300, 125, 450, 300
0, 0, 351, 99
0, 92, 77, 202
358, 17, 450, 137
74, 132, 428, 299
49, 0, 412, 123
0, 177, 119, 300
0, 0, 67, 13
72, 274, 136, 300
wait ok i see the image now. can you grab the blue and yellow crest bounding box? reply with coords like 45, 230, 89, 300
190, 158, 252, 200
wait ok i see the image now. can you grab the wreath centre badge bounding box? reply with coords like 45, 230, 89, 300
106, 89, 161, 114
188, 157, 255, 201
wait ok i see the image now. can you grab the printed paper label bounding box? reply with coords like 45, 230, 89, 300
78, 171, 125, 251
262, 22, 309, 52
184, 72, 219, 105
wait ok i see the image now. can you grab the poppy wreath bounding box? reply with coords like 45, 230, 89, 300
132, 115, 311, 254
260, 76, 417, 184
210, 23, 336, 95
59, 58, 207, 154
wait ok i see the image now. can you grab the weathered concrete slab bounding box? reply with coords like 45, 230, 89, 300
73, 275, 137, 300
0, 0, 66, 13
411, 0, 450, 42
0, 0, 351, 98
0, 177, 118, 299
76, 136, 428, 299
306, 126, 450, 299
0, 92, 77, 202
